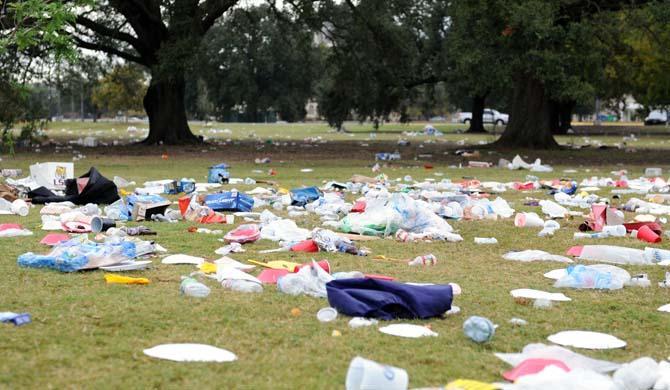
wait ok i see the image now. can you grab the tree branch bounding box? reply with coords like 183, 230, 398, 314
74, 15, 148, 55
200, 0, 238, 32
73, 36, 146, 65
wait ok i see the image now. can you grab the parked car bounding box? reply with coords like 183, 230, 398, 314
645, 110, 668, 126
458, 108, 509, 125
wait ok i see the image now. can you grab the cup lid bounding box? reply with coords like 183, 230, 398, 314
317, 307, 338, 322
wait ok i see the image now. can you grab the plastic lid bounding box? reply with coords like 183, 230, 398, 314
317, 307, 338, 322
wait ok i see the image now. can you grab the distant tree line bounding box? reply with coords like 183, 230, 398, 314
1, 0, 668, 148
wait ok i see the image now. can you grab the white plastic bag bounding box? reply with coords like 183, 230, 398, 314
503, 250, 573, 263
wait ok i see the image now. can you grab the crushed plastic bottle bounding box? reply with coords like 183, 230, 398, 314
474, 237, 498, 244
222, 279, 262, 293
408, 254, 437, 266
180, 276, 211, 298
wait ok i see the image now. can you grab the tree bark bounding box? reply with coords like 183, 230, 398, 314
549, 100, 560, 134
494, 75, 559, 149
466, 95, 487, 133
142, 74, 200, 145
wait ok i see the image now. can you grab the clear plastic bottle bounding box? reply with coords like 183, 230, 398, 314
180, 276, 211, 298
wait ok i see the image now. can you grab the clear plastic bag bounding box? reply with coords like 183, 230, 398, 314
277, 261, 334, 298
553, 265, 626, 290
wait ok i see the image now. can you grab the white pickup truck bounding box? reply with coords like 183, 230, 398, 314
458, 108, 509, 125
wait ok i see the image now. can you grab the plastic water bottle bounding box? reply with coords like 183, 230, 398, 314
574, 232, 609, 239
180, 276, 210, 298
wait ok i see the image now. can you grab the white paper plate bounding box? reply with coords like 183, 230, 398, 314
511, 289, 571, 302
378, 324, 438, 338
548, 331, 626, 350
214, 256, 255, 271
543, 269, 567, 280
100, 260, 152, 272
216, 267, 262, 284
143, 343, 237, 362
658, 304, 670, 313
161, 254, 205, 265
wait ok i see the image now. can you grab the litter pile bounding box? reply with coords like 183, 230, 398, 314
4, 156, 670, 388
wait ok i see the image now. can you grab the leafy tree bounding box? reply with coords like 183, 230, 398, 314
92, 64, 146, 121
445, 0, 512, 133
198, 5, 322, 123
56, 0, 245, 144
296, 0, 448, 130
1, 0, 77, 148
494, 0, 653, 148
627, 2, 670, 112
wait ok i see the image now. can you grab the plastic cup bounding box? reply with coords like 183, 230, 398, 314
290, 239, 319, 253
316, 307, 338, 322
346, 356, 408, 390
515, 212, 544, 228
91, 216, 116, 233
637, 225, 661, 243
470, 205, 485, 219
10, 199, 29, 216
293, 260, 330, 274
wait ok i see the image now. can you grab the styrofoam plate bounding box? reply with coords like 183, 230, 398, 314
547, 331, 626, 350
161, 254, 204, 265
378, 324, 438, 338
143, 343, 237, 362
511, 289, 571, 302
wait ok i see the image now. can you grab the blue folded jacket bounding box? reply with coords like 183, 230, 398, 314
326, 278, 453, 320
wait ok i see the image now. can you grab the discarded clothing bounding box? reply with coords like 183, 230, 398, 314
326, 278, 453, 320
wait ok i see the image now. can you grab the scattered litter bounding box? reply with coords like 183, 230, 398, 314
346, 356, 408, 390
104, 274, 150, 285
348, 317, 378, 328
317, 307, 338, 322
511, 289, 571, 302
509, 318, 528, 326
378, 324, 438, 338
547, 330, 626, 350
463, 316, 496, 343
0, 312, 31, 326
143, 343, 237, 362
162, 254, 205, 265
503, 250, 573, 263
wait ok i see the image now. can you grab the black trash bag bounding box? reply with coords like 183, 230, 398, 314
29, 167, 120, 205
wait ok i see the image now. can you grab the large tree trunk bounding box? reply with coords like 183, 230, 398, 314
549, 100, 560, 134
466, 95, 487, 133
142, 74, 200, 145
494, 75, 559, 149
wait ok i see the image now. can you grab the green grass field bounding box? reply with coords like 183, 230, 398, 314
17, 119, 670, 150
2, 123, 670, 388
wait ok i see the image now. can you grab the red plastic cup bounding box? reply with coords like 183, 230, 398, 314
178, 196, 191, 216
293, 260, 331, 274
290, 239, 319, 252
637, 225, 662, 243
351, 201, 366, 213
